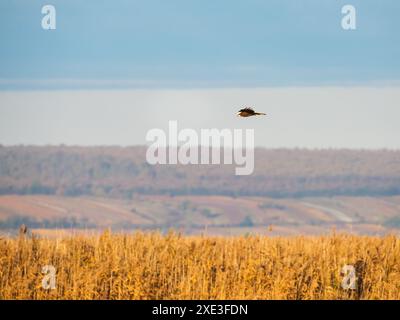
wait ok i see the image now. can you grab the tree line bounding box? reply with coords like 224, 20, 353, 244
1, 146, 399, 198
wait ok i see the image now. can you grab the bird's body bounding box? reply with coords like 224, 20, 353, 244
237, 107, 266, 117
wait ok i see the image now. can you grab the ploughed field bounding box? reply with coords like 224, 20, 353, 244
0, 195, 400, 236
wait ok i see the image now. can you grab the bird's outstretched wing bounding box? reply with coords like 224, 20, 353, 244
238, 107, 255, 114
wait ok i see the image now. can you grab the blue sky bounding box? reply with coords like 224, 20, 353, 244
1, 1, 400, 148
0, 0, 400, 88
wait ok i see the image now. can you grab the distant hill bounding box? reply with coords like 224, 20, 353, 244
1, 146, 400, 198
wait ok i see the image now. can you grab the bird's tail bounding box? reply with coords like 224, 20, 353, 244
254, 112, 266, 116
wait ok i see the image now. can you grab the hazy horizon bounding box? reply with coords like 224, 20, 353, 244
1, 86, 400, 149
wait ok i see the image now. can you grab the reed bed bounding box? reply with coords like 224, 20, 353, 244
0, 231, 399, 299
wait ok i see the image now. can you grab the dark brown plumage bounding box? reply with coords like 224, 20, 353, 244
237, 107, 266, 117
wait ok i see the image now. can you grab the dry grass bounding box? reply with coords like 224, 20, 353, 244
0, 231, 399, 300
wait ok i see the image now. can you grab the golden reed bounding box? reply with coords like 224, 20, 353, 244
0, 230, 399, 299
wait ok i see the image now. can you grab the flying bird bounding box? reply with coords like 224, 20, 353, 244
237, 107, 266, 117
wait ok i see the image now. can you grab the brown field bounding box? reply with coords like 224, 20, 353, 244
1, 232, 399, 300
1, 195, 400, 235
